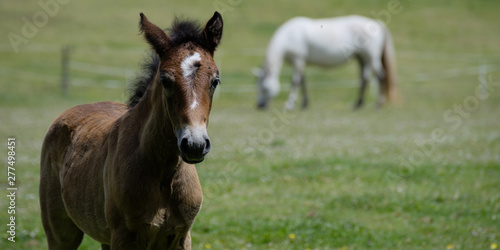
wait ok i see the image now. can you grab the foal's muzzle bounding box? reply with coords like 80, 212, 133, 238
177, 126, 211, 164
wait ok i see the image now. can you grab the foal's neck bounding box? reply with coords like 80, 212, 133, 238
134, 72, 180, 168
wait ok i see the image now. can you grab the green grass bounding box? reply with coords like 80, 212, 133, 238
1, 0, 500, 249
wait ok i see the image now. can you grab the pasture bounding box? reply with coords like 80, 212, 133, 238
1, 0, 499, 249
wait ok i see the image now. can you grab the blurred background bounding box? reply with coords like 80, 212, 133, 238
1, 0, 499, 249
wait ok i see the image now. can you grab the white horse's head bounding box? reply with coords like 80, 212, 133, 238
254, 66, 280, 109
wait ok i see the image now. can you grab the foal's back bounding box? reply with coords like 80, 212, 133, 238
42, 101, 128, 166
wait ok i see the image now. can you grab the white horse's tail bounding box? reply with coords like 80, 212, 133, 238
381, 25, 399, 103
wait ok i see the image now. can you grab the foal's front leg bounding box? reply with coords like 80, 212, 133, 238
110, 227, 146, 249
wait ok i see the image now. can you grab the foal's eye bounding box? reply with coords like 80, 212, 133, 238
211, 76, 220, 89
160, 72, 175, 90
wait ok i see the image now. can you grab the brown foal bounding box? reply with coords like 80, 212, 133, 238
40, 12, 223, 249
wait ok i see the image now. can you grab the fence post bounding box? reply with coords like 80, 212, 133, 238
61, 45, 70, 95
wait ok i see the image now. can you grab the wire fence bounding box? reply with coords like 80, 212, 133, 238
1, 43, 500, 95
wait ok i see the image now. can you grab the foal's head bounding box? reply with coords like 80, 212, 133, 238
140, 12, 223, 164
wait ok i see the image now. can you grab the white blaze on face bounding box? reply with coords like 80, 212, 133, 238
181, 52, 202, 110
189, 94, 199, 110
181, 52, 201, 79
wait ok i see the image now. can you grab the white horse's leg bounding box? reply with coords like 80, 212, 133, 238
354, 57, 371, 109
299, 67, 308, 109
372, 59, 387, 108
285, 59, 306, 110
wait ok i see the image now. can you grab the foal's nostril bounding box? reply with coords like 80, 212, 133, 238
180, 137, 190, 153
204, 138, 211, 153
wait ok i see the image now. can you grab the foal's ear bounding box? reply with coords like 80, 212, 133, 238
139, 13, 170, 56
203, 11, 223, 53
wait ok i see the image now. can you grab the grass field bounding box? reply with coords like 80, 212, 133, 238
1, 0, 500, 249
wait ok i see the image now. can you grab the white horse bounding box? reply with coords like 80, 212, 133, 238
255, 15, 398, 110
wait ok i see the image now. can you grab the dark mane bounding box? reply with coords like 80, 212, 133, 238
127, 52, 160, 107
127, 18, 208, 108
169, 17, 207, 48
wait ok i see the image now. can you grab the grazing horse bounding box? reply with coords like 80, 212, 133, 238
39, 12, 223, 249
255, 15, 398, 110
